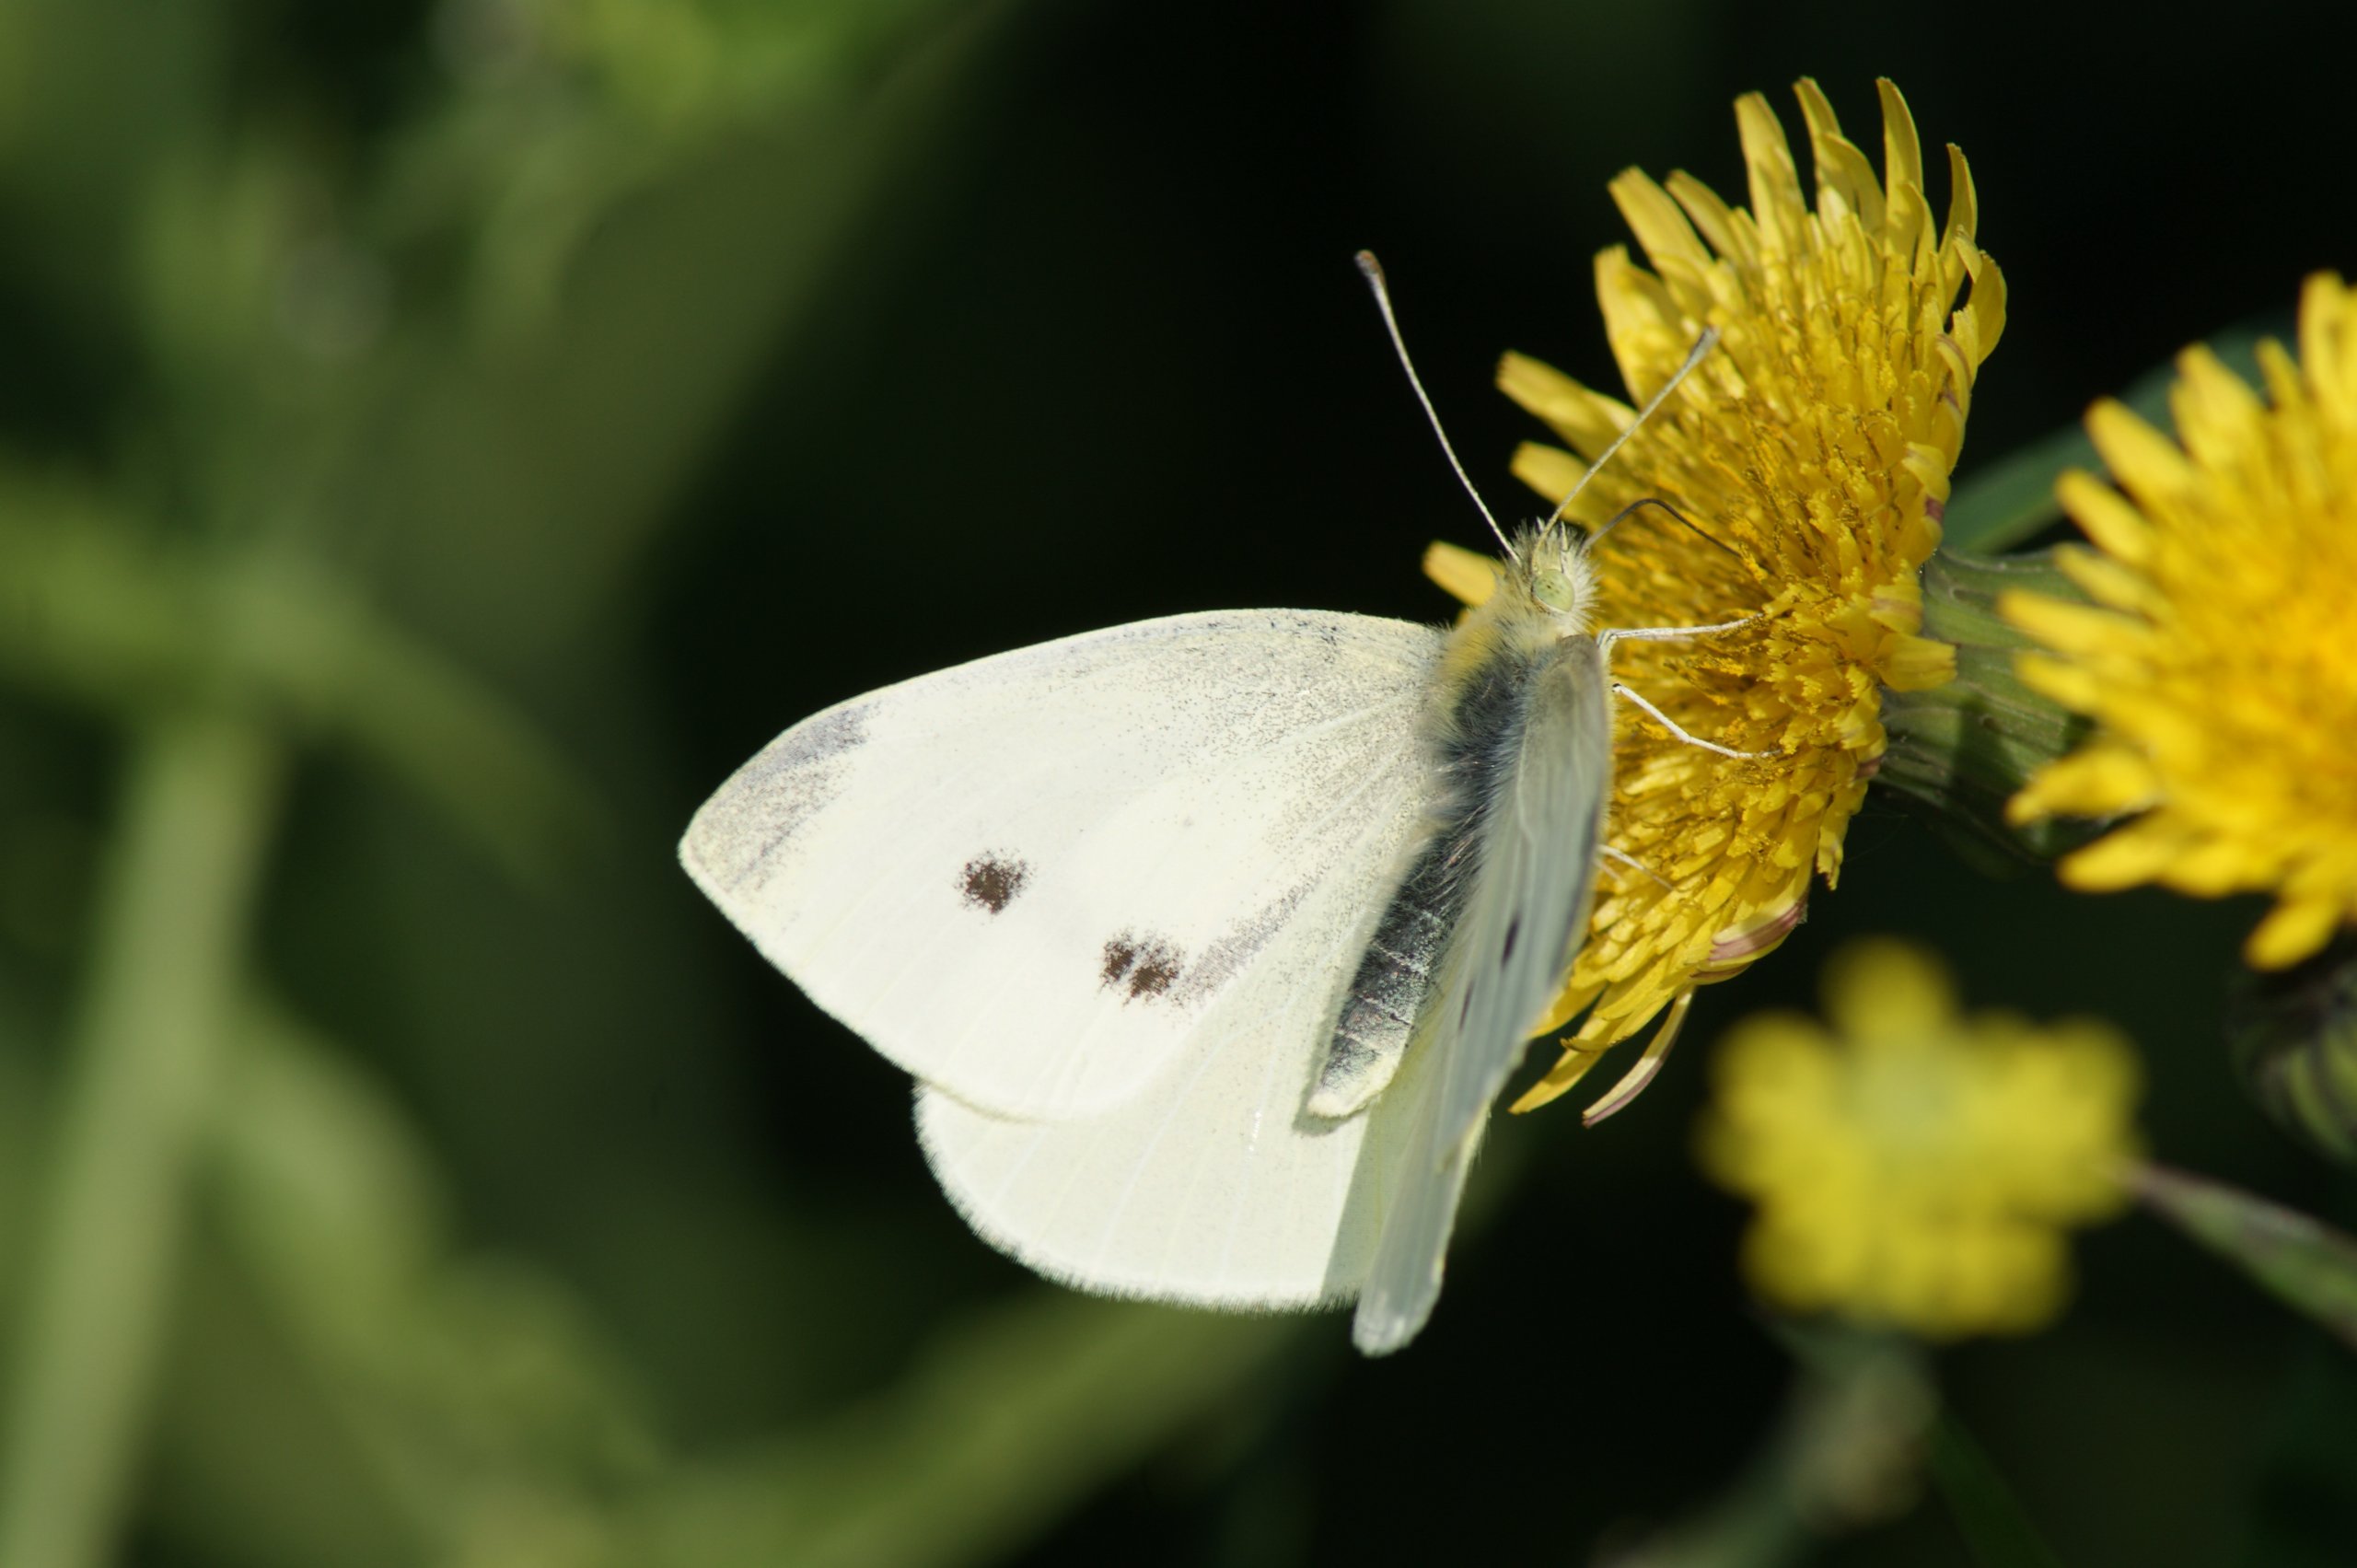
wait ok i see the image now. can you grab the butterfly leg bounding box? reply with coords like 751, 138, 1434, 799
1609, 682, 1776, 760
1598, 842, 1671, 890
1596, 616, 1758, 653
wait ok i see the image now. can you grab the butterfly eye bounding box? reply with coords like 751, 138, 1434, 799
1531, 568, 1580, 612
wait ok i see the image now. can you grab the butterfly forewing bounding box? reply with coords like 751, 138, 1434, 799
681, 610, 1446, 1123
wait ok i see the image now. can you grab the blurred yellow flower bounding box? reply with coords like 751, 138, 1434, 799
2004, 273, 2357, 970
1446, 79, 2006, 1116
1696, 939, 2140, 1338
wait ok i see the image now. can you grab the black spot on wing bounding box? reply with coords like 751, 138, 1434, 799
1101, 931, 1185, 1002
1502, 915, 1521, 964
1100, 937, 1137, 986
958, 852, 1029, 914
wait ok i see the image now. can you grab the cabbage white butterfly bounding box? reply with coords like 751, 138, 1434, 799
681, 258, 1757, 1353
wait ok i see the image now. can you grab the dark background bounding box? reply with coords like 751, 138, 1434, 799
0, 1, 2352, 1563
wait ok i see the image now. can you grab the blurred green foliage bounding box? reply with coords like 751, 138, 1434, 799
0, 1, 2351, 1565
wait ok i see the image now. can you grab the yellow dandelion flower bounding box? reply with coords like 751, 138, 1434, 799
1440, 79, 2006, 1111
1697, 938, 2141, 1339
2004, 273, 2357, 970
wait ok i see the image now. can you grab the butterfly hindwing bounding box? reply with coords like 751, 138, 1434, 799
912, 817, 1436, 1307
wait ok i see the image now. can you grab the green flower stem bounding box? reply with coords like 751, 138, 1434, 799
1928, 1415, 2070, 1568
1877, 549, 2092, 861
1611, 1328, 1937, 1567
2132, 1162, 2357, 1351
0, 711, 284, 1568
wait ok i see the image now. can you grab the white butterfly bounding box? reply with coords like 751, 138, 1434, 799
681, 262, 1757, 1353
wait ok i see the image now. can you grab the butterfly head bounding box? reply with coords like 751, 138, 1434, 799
1515, 523, 1599, 636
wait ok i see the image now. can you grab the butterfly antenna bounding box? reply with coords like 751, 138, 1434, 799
1585, 495, 1744, 559
1355, 250, 1515, 560
1545, 326, 1721, 540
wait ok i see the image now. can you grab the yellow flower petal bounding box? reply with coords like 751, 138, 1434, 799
1822, 937, 1953, 1041
1422, 540, 1499, 609
1497, 351, 1623, 451
2006, 743, 2157, 822
2058, 817, 2191, 890
2085, 399, 2197, 502
1996, 590, 2136, 658
2172, 345, 2265, 469
2053, 471, 2153, 565
2052, 547, 2162, 615
1795, 78, 1884, 232
2010, 650, 2109, 714
2247, 894, 2344, 970
1506, 443, 1590, 518
1612, 168, 1717, 289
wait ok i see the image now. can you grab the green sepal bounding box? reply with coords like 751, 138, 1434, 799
2228, 935, 2357, 1167
1877, 549, 2094, 865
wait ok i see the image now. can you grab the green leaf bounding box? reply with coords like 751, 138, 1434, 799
0, 489, 600, 884
209, 996, 452, 1361
173, 993, 662, 1567
630, 1295, 1296, 1568
342, 0, 1026, 671
1943, 315, 2291, 554
2133, 1163, 2357, 1351
1937, 424, 2102, 556
2241, 1344, 2357, 1566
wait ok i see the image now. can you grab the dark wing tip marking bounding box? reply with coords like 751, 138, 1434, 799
1100, 931, 1185, 1002
1501, 915, 1521, 965
691, 707, 871, 891
958, 852, 1030, 914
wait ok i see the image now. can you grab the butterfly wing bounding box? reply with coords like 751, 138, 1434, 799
681, 610, 1446, 1122
912, 847, 1441, 1307
1351, 633, 1611, 1354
